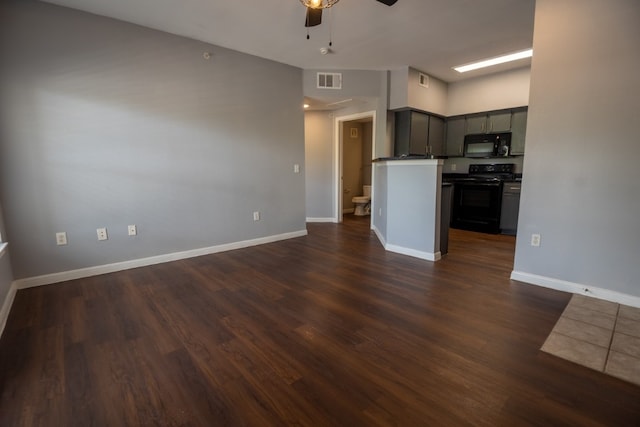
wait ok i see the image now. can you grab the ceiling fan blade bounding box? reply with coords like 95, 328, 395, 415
305, 7, 322, 27
376, 0, 398, 5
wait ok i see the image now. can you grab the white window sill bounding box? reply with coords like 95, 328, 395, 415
0, 242, 7, 259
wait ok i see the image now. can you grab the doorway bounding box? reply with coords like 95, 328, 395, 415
334, 111, 376, 224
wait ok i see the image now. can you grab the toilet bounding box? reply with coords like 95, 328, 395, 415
352, 185, 371, 216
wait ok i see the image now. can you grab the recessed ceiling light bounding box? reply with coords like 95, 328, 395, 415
303, 104, 310, 109
453, 49, 533, 73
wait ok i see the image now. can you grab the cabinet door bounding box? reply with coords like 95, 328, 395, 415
510, 109, 528, 155
427, 116, 445, 156
445, 117, 465, 157
466, 114, 487, 134
394, 110, 430, 156
409, 111, 429, 155
500, 183, 521, 234
394, 111, 411, 156
488, 112, 512, 132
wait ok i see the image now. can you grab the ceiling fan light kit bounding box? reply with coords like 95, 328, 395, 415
299, 0, 340, 9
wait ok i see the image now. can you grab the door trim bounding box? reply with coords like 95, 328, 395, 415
333, 110, 376, 223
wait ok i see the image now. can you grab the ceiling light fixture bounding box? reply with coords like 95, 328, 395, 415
453, 49, 533, 73
300, 0, 340, 9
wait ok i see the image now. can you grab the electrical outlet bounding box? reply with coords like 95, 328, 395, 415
451, 163, 457, 171
97, 227, 108, 241
128, 225, 137, 236
253, 211, 260, 221
56, 232, 68, 246
531, 233, 541, 247
294, 164, 300, 173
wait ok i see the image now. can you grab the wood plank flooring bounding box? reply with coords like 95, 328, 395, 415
1, 215, 639, 426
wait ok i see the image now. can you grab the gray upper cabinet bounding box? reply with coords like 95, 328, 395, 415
488, 111, 512, 132
510, 108, 528, 155
465, 114, 487, 134
445, 116, 465, 157
428, 116, 445, 156
394, 110, 445, 157
444, 107, 528, 157
465, 111, 512, 134
394, 110, 428, 156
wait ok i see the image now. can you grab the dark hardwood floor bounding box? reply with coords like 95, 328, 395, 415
1, 215, 639, 426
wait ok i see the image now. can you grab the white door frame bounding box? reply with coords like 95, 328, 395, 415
334, 110, 376, 223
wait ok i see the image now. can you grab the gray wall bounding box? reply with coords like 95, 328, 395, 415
373, 161, 442, 260
0, 1, 306, 279
447, 67, 530, 116
304, 111, 335, 220
303, 69, 391, 159
389, 67, 448, 116
303, 70, 390, 223
372, 164, 388, 238
513, 0, 640, 298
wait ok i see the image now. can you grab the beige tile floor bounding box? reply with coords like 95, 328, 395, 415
541, 294, 640, 386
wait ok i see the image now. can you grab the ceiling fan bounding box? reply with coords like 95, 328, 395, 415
302, 0, 398, 28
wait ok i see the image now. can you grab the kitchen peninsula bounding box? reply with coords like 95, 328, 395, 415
372, 158, 444, 261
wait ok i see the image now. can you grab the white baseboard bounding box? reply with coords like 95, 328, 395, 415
385, 243, 441, 262
371, 225, 440, 261
511, 270, 640, 308
372, 224, 387, 247
0, 281, 18, 338
13, 229, 308, 290
306, 217, 338, 223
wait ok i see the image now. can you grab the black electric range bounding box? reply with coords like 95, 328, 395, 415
447, 164, 516, 234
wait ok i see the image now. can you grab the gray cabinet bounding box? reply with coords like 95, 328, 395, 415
394, 110, 428, 156
428, 116, 445, 156
394, 110, 445, 157
465, 114, 487, 134
466, 111, 512, 134
510, 108, 528, 155
445, 107, 528, 157
500, 182, 521, 235
445, 116, 465, 157
488, 112, 512, 132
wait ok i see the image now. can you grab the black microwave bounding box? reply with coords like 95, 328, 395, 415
463, 132, 512, 158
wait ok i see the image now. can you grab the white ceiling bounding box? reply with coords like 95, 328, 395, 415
41, 0, 535, 83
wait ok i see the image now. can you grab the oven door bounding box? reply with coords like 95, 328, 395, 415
451, 181, 503, 233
